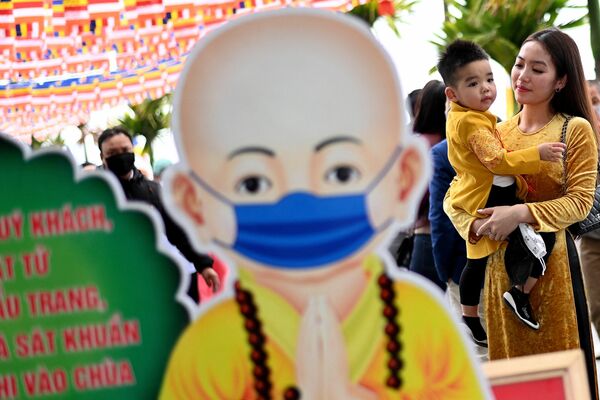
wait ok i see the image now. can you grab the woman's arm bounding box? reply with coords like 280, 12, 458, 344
476, 118, 597, 239
476, 204, 534, 241
527, 119, 598, 232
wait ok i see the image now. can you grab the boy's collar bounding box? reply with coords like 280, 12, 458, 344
449, 101, 494, 117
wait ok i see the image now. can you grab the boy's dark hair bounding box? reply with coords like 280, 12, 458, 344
437, 39, 489, 87
97, 126, 133, 155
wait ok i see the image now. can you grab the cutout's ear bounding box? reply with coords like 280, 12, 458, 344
170, 172, 204, 226
166, 170, 236, 247
393, 142, 427, 226
445, 86, 457, 103
397, 146, 424, 202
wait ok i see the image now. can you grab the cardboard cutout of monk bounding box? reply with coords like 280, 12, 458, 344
160, 8, 490, 399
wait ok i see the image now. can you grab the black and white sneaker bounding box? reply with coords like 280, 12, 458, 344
503, 287, 539, 330
462, 316, 488, 347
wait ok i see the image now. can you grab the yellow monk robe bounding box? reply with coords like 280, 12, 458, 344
160, 255, 487, 399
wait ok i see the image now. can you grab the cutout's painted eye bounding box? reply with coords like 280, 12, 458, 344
235, 175, 272, 195
325, 165, 361, 184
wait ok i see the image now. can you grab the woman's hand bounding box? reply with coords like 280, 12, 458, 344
469, 218, 488, 243
476, 204, 531, 241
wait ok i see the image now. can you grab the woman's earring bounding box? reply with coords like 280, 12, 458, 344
555, 87, 562, 93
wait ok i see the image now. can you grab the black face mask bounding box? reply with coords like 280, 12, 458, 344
105, 152, 135, 176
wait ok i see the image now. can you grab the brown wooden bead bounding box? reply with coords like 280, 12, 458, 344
240, 303, 256, 316
384, 323, 399, 336
386, 375, 402, 388
283, 387, 301, 400
251, 350, 266, 363
380, 288, 394, 301
386, 339, 400, 353
383, 305, 397, 319
253, 365, 269, 379
255, 380, 272, 395
249, 333, 265, 347
236, 290, 250, 303
387, 357, 404, 371
244, 318, 260, 332
378, 274, 392, 287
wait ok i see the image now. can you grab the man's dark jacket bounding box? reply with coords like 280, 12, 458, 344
118, 168, 213, 272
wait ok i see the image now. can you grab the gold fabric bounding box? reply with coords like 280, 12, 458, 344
444, 102, 541, 259
446, 112, 598, 360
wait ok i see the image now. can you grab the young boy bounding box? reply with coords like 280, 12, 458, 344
437, 40, 566, 346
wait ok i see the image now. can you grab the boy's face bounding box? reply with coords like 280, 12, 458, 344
446, 59, 497, 112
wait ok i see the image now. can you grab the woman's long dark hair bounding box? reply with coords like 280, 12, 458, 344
412, 79, 447, 138
524, 28, 599, 139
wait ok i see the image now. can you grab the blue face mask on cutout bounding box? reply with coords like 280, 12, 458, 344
191, 146, 402, 269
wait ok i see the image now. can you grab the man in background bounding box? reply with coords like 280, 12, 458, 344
98, 127, 220, 302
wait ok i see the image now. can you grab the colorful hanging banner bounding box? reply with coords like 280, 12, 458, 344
0, 0, 366, 141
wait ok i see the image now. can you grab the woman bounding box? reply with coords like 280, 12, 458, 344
408, 79, 447, 290
445, 28, 599, 397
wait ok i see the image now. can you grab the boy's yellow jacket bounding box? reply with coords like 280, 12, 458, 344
444, 102, 541, 259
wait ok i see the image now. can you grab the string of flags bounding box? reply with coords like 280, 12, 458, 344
0, 0, 365, 141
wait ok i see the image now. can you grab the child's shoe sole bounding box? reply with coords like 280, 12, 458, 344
503, 291, 540, 330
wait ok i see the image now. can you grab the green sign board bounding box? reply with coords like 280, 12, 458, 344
0, 134, 189, 398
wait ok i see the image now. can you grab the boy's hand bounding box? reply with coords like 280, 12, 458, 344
538, 142, 566, 162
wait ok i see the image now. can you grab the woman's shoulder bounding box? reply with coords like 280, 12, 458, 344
565, 115, 593, 130
560, 114, 595, 144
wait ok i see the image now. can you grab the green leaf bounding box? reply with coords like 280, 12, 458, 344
433, 0, 589, 77
116, 93, 173, 165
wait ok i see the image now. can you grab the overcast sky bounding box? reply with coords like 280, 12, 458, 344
373, 0, 595, 120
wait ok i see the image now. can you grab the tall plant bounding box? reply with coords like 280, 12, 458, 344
435, 0, 586, 75
117, 93, 172, 165
436, 0, 587, 115
348, 0, 418, 35
30, 133, 65, 150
